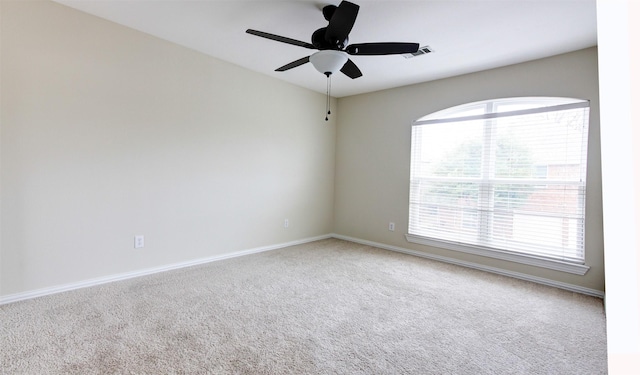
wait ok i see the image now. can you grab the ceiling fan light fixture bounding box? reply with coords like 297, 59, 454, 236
309, 50, 348, 76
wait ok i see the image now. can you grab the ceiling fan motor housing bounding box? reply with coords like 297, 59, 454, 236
312, 27, 348, 50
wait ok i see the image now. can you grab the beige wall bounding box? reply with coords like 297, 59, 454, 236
334, 47, 604, 292
0, 1, 607, 299
0, 1, 336, 296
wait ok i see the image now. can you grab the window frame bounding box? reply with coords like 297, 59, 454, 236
407, 97, 591, 275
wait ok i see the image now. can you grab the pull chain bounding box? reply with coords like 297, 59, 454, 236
325, 73, 332, 121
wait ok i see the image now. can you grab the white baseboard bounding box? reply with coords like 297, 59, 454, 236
331, 234, 605, 299
0, 234, 332, 306
1, 233, 604, 305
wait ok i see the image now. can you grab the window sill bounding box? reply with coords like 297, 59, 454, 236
405, 234, 590, 275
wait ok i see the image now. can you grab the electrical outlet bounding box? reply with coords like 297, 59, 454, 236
388, 222, 395, 231
284, 219, 289, 228
134, 235, 144, 249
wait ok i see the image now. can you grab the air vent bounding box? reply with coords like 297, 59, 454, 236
403, 46, 433, 59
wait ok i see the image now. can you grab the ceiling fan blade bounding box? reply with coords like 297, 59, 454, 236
346, 42, 419, 55
325, 1, 359, 47
340, 59, 362, 79
275, 56, 311, 72
246, 29, 316, 49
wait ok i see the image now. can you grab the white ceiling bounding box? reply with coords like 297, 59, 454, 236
53, 0, 597, 98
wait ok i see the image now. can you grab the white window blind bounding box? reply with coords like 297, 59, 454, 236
409, 98, 590, 264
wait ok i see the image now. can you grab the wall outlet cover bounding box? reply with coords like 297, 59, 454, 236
134, 235, 144, 248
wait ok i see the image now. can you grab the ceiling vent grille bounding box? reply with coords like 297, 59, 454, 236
403, 46, 433, 59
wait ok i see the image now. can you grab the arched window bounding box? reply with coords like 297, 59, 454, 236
408, 97, 590, 273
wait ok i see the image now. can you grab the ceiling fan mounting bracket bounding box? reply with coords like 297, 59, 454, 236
322, 4, 337, 21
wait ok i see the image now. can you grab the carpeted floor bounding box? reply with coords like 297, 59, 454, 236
0, 238, 607, 374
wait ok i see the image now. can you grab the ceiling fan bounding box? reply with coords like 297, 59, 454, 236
246, 0, 419, 79
246, 1, 419, 119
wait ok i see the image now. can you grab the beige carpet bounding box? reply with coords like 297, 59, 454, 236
0, 238, 607, 374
